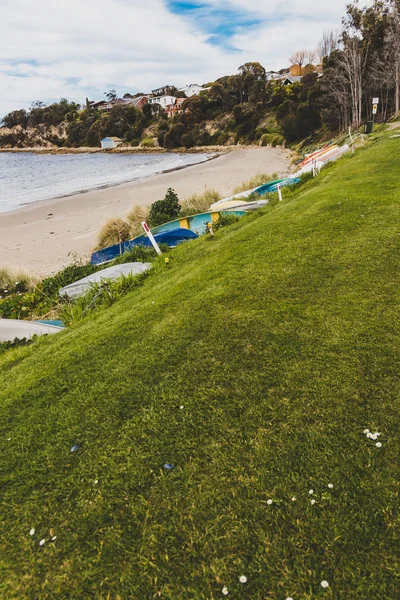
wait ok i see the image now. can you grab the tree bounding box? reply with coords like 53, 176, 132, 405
148, 188, 181, 227
1, 109, 28, 129
289, 50, 308, 72
336, 36, 368, 127
238, 62, 267, 82
104, 89, 117, 101
318, 30, 339, 64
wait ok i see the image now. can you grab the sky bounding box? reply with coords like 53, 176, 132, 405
0, 0, 355, 118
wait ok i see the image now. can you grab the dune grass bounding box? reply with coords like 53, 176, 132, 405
126, 204, 149, 238
180, 189, 221, 216
232, 171, 279, 194
0, 133, 399, 598
0, 267, 36, 292
95, 217, 131, 250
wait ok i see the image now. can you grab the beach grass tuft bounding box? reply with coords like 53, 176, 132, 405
0, 267, 36, 292
126, 204, 150, 238
232, 172, 279, 194
180, 189, 221, 216
96, 218, 131, 250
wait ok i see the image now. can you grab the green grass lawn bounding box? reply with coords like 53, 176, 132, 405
0, 134, 399, 599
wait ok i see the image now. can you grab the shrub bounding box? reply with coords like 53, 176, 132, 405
96, 218, 131, 250
148, 188, 181, 227
140, 137, 155, 148
0, 268, 35, 296
213, 213, 240, 231
180, 189, 221, 216
260, 133, 285, 147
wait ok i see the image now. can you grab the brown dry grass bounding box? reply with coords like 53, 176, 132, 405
96, 218, 131, 250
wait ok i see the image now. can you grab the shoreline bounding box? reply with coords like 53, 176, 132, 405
0, 145, 239, 155
7, 152, 221, 214
0, 147, 291, 277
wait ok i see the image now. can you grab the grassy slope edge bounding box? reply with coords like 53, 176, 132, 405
0, 135, 399, 599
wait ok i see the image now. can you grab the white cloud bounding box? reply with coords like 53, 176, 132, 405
0, 0, 359, 117
0, 0, 235, 116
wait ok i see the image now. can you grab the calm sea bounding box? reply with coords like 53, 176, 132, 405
0, 152, 212, 214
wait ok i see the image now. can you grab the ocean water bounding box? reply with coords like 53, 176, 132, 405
0, 152, 212, 214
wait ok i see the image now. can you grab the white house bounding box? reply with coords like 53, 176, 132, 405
148, 95, 177, 107
178, 84, 208, 97
100, 137, 123, 149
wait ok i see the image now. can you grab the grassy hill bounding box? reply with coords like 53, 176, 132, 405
0, 134, 399, 598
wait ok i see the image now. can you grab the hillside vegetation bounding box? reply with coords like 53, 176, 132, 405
0, 133, 399, 598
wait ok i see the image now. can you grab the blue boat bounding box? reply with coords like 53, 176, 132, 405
91, 210, 247, 266
253, 178, 300, 196
91, 228, 198, 266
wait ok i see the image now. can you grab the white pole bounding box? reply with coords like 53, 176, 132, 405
141, 221, 162, 255
277, 183, 283, 202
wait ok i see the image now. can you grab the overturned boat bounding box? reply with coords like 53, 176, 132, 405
0, 319, 64, 343
59, 262, 153, 299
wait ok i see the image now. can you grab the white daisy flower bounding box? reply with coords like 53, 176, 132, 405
311, 499, 316, 505
222, 586, 229, 595
328, 484, 334, 489
376, 442, 382, 448
369, 434, 378, 440
267, 499, 273, 505
51, 535, 57, 541
291, 497, 297, 502
309, 489, 314, 495
320, 580, 329, 588
180, 406, 184, 410
94, 479, 99, 484
286, 597, 294, 600
29, 528, 35, 536
39, 539, 45, 546
239, 575, 247, 583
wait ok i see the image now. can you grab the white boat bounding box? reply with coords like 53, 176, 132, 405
0, 319, 64, 343
59, 262, 152, 300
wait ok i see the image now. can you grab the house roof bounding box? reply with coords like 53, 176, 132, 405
283, 76, 303, 84
102, 137, 122, 142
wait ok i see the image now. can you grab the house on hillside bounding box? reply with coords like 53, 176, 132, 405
151, 86, 173, 97
165, 97, 186, 118
282, 76, 303, 86
148, 95, 177, 108
100, 137, 123, 149
129, 96, 149, 111
265, 71, 282, 82
89, 100, 107, 110
178, 84, 208, 97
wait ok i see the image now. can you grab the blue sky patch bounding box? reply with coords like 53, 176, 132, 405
166, 1, 263, 50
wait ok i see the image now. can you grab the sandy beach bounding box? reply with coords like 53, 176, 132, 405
0, 146, 291, 276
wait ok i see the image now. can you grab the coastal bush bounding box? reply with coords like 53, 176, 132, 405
148, 188, 181, 227
0, 268, 35, 296
140, 137, 155, 148
96, 218, 132, 250
112, 246, 156, 265
212, 212, 242, 231
180, 189, 221, 216
233, 172, 279, 194
260, 133, 285, 147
